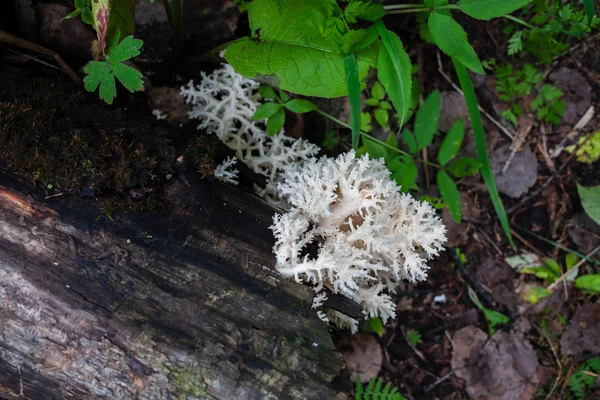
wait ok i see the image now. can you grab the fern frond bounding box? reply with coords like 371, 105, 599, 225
354, 377, 407, 400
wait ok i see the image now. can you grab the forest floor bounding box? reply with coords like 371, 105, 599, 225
1, 1, 599, 399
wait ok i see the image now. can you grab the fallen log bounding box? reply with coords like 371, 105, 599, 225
0, 67, 344, 399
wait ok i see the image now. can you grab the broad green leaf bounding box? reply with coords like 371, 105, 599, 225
359, 317, 383, 336
391, 158, 418, 192
112, 62, 143, 93
437, 170, 461, 223
363, 137, 388, 160
414, 90, 441, 151
453, 59, 513, 246
438, 119, 464, 166
401, 128, 417, 154
224, 0, 379, 98
284, 99, 318, 114
258, 85, 277, 99
252, 103, 283, 120
344, 52, 362, 149
521, 265, 559, 284
374, 109, 389, 127
577, 184, 600, 226
267, 107, 285, 136
523, 287, 551, 304
575, 274, 600, 293
456, 0, 532, 21
371, 81, 386, 101
375, 21, 412, 127
429, 13, 484, 74
447, 157, 482, 177
83, 62, 111, 94
106, 35, 143, 63
583, 0, 595, 25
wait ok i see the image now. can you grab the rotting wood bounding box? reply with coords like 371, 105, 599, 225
0, 171, 344, 400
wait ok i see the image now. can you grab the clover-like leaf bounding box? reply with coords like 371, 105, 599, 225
83, 35, 144, 104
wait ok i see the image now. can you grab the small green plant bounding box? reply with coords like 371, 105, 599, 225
64, 0, 93, 25
468, 287, 509, 334
566, 131, 600, 164
252, 86, 318, 135
494, 63, 565, 125
355, 376, 406, 400
407, 329, 422, 347
359, 317, 384, 337
505, 0, 600, 62
83, 36, 144, 104
567, 357, 600, 399
365, 82, 393, 130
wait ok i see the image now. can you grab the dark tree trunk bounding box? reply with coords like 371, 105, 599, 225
0, 67, 344, 400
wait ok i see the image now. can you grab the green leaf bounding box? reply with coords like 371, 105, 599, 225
363, 137, 388, 160
267, 107, 285, 136
575, 274, 600, 293
468, 287, 509, 334
322, 130, 339, 150
252, 102, 283, 120
414, 90, 441, 151
279, 90, 291, 103
453, 58, 513, 246
344, 52, 362, 149
360, 317, 384, 336
258, 85, 278, 99
379, 101, 392, 110
577, 184, 600, 226
284, 99, 318, 114
224, 0, 379, 98
106, 0, 135, 53
374, 108, 389, 127
391, 158, 418, 192
407, 329, 422, 346
106, 35, 143, 63
455, 0, 532, 20
429, 13, 484, 74
523, 287, 552, 304
375, 21, 412, 127
447, 156, 482, 177
583, 0, 595, 25
83, 62, 115, 103
365, 98, 379, 106
111, 62, 143, 93
345, 1, 385, 22
64, 8, 83, 20
371, 81, 386, 101
438, 119, 464, 166
401, 128, 417, 154
81, 7, 93, 25
437, 170, 462, 223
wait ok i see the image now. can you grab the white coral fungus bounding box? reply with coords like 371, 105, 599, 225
214, 156, 239, 185
181, 64, 318, 203
271, 151, 446, 332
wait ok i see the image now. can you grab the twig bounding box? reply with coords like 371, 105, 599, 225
547, 244, 600, 291
436, 52, 514, 140
551, 106, 595, 158
0, 30, 79, 83
423, 371, 454, 393
510, 229, 546, 258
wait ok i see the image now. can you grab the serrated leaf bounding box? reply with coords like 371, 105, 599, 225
107, 35, 143, 63
437, 170, 462, 223
224, 0, 379, 98
575, 274, 600, 293
375, 22, 412, 127
447, 156, 482, 177
577, 184, 600, 226
285, 99, 318, 114
267, 107, 285, 136
112, 62, 143, 93
456, 0, 532, 21
252, 102, 283, 120
438, 119, 464, 166
414, 90, 441, 151
429, 13, 484, 74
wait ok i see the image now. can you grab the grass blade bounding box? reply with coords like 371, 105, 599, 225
583, 0, 595, 25
452, 58, 514, 247
344, 52, 362, 149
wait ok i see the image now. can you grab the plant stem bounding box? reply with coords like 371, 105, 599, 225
315, 110, 441, 169
383, 4, 428, 11
503, 14, 535, 29
385, 8, 430, 14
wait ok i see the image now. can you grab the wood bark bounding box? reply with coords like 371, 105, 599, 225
0, 171, 344, 399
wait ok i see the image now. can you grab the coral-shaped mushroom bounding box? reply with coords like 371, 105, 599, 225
271, 151, 447, 331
